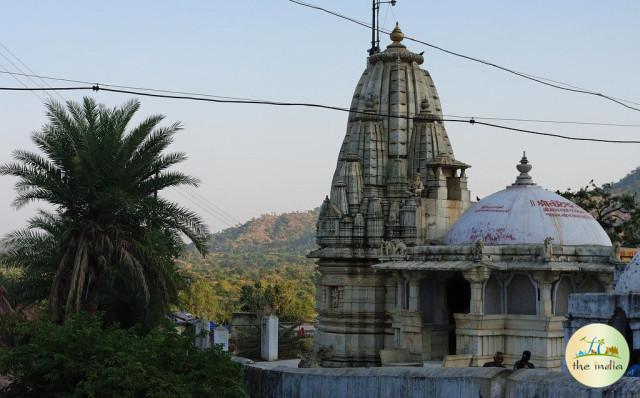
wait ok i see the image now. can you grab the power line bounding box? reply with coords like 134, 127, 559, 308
0, 62, 44, 102
1, 84, 639, 144
287, 0, 640, 113
182, 186, 241, 225
172, 188, 236, 229
0, 42, 66, 102
0, 70, 263, 102
443, 115, 640, 128
1, 69, 639, 128
178, 186, 240, 226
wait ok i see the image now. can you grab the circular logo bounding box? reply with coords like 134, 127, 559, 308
565, 323, 630, 388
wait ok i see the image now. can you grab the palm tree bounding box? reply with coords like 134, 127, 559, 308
1, 97, 209, 322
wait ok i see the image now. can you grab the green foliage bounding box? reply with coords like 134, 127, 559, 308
238, 279, 315, 323
0, 98, 209, 325
0, 314, 245, 398
558, 181, 640, 246
177, 210, 319, 323
178, 277, 219, 320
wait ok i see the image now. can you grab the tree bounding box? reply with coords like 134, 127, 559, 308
558, 181, 640, 247
0, 98, 209, 324
178, 277, 219, 321
0, 313, 245, 398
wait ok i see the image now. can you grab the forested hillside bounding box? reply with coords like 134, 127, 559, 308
612, 167, 640, 196
177, 209, 319, 323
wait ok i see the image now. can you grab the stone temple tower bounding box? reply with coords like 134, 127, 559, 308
310, 24, 472, 367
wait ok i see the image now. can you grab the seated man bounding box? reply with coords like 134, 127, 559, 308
625, 349, 640, 377
483, 351, 505, 368
514, 350, 535, 369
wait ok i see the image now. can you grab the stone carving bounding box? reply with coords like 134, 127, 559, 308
407, 171, 424, 198
542, 237, 554, 262
610, 242, 622, 263
473, 238, 484, 261
380, 239, 408, 256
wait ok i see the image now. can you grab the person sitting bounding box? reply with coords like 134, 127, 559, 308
513, 350, 535, 369
483, 351, 505, 368
625, 349, 640, 377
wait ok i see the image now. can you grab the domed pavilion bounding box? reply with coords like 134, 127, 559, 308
310, 25, 618, 370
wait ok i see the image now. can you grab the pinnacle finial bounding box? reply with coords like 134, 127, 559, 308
513, 151, 535, 186
390, 22, 404, 43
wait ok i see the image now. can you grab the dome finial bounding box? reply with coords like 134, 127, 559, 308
390, 22, 404, 43
513, 151, 535, 186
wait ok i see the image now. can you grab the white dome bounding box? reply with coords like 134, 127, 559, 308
614, 253, 640, 294
446, 155, 612, 247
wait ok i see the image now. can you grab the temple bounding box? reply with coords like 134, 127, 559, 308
310, 24, 618, 369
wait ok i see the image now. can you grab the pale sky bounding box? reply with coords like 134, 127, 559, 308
1, 1, 639, 236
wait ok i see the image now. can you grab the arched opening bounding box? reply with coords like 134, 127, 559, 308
553, 275, 574, 316
445, 273, 470, 354
484, 274, 503, 314
506, 274, 537, 315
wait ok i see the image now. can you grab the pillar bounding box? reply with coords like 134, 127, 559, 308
195, 318, 211, 350
463, 267, 490, 314
261, 315, 279, 361
532, 271, 560, 317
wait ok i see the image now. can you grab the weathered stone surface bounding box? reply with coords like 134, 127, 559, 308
243, 365, 640, 398
243, 365, 508, 398
506, 369, 640, 398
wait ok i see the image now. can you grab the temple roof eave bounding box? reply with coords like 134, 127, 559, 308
371, 260, 614, 273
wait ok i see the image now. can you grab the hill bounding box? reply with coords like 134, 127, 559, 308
207, 209, 319, 253
177, 209, 319, 322
612, 167, 640, 196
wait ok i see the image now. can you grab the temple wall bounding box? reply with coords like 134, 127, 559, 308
242, 365, 640, 398
455, 314, 566, 369
314, 261, 390, 367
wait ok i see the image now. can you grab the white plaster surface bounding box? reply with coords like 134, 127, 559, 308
447, 184, 611, 246
261, 315, 278, 361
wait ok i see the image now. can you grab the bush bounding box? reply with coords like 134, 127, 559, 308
0, 314, 245, 398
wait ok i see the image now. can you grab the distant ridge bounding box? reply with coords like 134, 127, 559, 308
207, 208, 319, 253
612, 167, 640, 196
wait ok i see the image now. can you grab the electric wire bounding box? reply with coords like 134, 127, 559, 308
287, 0, 640, 112
0, 62, 44, 102
1, 69, 638, 128
0, 41, 66, 102
178, 186, 240, 226
173, 188, 236, 229
0, 83, 639, 143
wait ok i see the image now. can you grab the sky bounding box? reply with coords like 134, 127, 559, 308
1, 1, 639, 236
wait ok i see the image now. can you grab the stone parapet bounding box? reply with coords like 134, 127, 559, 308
243, 364, 640, 398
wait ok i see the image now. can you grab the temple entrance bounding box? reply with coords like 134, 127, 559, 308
445, 273, 470, 354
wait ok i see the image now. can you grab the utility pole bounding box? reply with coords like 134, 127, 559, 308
368, 0, 397, 55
